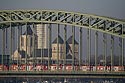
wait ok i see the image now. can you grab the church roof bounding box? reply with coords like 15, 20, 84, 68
66, 53, 72, 59
52, 35, 64, 44
67, 36, 78, 44
66, 53, 78, 60
14, 49, 29, 58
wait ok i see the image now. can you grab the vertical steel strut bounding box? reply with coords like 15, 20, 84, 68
64, 25, 67, 70
18, 25, 21, 68
87, 29, 91, 69
111, 35, 114, 71
119, 38, 122, 66
32, 23, 35, 71
89, 17, 91, 71
17, 25, 20, 71
2, 28, 5, 70
122, 24, 124, 66
10, 23, 12, 71
48, 24, 51, 70
79, 27, 82, 69
5, 28, 7, 67
103, 33, 107, 69
12, 26, 15, 65
72, 26, 75, 71
87, 29, 89, 67
95, 31, 98, 71
20, 25, 22, 65
57, 24, 59, 71
122, 38, 124, 66
40, 24, 43, 65
25, 23, 27, 71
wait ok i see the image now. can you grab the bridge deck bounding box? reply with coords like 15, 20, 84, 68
0, 71, 125, 78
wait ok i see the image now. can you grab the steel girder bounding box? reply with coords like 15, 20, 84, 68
0, 10, 125, 38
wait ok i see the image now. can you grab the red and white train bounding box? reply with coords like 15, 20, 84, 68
0, 64, 124, 72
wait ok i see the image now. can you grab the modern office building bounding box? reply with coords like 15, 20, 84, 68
35, 24, 48, 49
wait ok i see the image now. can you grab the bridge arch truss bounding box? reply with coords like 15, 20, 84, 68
0, 10, 125, 38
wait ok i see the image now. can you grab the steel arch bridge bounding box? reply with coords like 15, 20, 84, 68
0, 10, 125, 78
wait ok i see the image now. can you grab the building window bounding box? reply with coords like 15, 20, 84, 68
53, 47, 55, 50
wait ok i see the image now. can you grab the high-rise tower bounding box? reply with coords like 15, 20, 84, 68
36, 24, 48, 49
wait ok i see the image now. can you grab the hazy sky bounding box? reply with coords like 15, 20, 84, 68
0, 0, 125, 19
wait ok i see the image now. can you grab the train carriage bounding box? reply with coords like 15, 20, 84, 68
113, 66, 124, 72
97, 66, 106, 71
66, 65, 73, 71
51, 64, 57, 71
50, 64, 64, 71
0, 65, 8, 71
27, 64, 34, 71
10, 65, 18, 71
81, 66, 90, 71
20, 64, 26, 71
35, 64, 41, 71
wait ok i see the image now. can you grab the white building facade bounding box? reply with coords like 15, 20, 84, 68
35, 24, 48, 49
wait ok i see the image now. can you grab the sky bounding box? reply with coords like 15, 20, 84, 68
0, 0, 125, 19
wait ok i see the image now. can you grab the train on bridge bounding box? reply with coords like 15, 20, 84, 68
0, 64, 124, 72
